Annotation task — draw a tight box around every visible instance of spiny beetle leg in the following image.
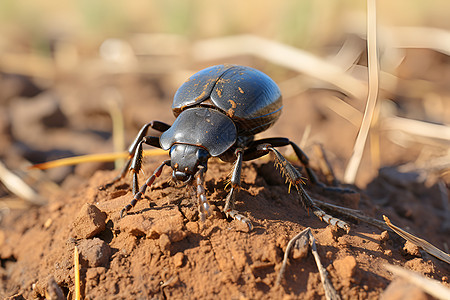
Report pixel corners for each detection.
[224,150,253,231]
[257,144,350,232]
[288,140,354,194]
[296,182,350,233]
[194,166,211,222]
[102,158,131,190]
[226,208,253,231]
[130,136,162,195]
[246,137,354,195]
[104,121,169,189]
[120,159,171,218]
[130,141,144,195]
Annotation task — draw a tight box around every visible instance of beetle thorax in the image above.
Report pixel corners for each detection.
[169,144,210,182]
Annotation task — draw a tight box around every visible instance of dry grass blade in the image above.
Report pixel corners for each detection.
[390,26,450,56]
[74,246,81,300]
[320,96,362,127]
[276,228,341,300]
[276,227,310,286]
[30,149,168,170]
[385,264,450,300]
[308,231,341,300]
[0,160,45,205]
[383,215,450,264]
[0,52,56,79]
[382,116,450,142]
[193,35,367,100]
[105,89,126,170]
[313,144,338,186]
[344,0,379,184]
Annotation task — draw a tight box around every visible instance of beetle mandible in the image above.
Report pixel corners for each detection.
[111,64,350,232]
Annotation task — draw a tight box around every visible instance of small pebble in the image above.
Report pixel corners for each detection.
[77,238,111,268]
[159,234,171,253]
[72,204,107,239]
[173,252,185,267]
[46,276,64,300]
[333,256,357,286]
[403,241,421,257]
[379,231,389,243]
[185,221,199,234]
[44,218,53,229]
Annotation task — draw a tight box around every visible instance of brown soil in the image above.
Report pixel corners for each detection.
[1,53,449,299]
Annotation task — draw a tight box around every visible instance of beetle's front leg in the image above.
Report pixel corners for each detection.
[104,121,170,189]
[223,150,253,231]
[194,166,211,222]
[120,159,171,218]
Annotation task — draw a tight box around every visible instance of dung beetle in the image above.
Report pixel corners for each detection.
[112,64,350,232]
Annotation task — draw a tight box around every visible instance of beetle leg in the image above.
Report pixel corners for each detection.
[245,137,353,194]
[224,150,253,231]
[120,159,171,218]
[256,144,350,233]
[194,166,211,222]
[129,136,161,194]
[105,121,170,188]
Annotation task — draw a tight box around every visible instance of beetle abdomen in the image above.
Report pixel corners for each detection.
[172,65,282,136]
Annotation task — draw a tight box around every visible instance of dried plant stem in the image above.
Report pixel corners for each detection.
[309,232,341,300]
[30,149,168,170]
[0,161,45,205]
[276,227,310,286]
[313,144,338,186]
[390,26,450,56]
[382,116,450,142]
[105,90,126,170]
[383,216,450,264]
[344,0,379,184]
[74,246,81,300]
[276,228,341,300]
[385,264,450,300]
[193,35,367,100]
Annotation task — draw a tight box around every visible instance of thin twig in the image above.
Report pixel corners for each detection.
[309,231,341,300]
[192,35,367,100]
[344,0,379,184]
[74,246,81,300]
[29,149,168,170]
[320,96,362,127]
[276,227,310,286]
[276,228,341,300]
[105,88,126,170]
[383,215,450,264]
[0,160,45,205]
[389,26,450,56]
[382,116,450,142]
[313,144,338,186]
[385,264,450,300]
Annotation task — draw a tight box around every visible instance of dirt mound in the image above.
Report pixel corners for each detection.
[1,156,449,299]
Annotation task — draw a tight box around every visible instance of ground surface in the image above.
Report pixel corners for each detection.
[0,52,449,299]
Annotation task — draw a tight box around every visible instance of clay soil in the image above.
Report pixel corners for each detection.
[1,52,449,299]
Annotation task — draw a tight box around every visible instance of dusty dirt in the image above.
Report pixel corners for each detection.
[1,51,450,299]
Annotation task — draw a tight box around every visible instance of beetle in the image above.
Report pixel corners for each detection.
[111,64,350,232]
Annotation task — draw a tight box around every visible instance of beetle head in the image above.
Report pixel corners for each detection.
[169,144,210,183]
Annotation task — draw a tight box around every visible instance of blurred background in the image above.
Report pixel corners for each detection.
[0,0,449,206]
